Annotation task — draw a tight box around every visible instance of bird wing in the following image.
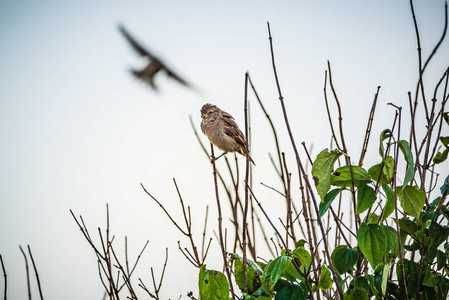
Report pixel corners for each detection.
[118,25,158,60]
[164,67,190,87]
[222,112,247,148]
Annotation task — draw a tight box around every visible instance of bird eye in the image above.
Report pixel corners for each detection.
[209,110,213,114]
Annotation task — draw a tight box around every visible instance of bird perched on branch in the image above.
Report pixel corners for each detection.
[200,103,255,165]
[119,25,191,90]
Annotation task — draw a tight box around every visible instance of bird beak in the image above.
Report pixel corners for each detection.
[201,114,208,119]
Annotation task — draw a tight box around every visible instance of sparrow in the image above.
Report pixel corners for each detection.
[119,25,190,90]
[200,103,255,165]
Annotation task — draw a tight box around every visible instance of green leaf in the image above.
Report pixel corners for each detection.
[398,219,417,235]
[379,129,392,158]
[398,140,414,192]
[331,245,358,275]
[423,268,440,287]
[429,196,442,209]
[437,250,447,270]
[441,175,449,196]
[262,255,292,292]
[415,226,428,238]
[383,226,399,258]
[199,265,230,300]
[440,136,449,147]
[434,148,449,164]
[356,183,377,214]
[366,213,379,224]
[241,294,257,300]
[427,247,438,262]
[312,149,342,201]
[291,247,312,277]
[381,262,391,295]
[442,206,449,221]
[381,184,395,222]
[421,210,438,222]
[255,296,272,300]
[444,112,449,125]
[343,287,369,300]
[383,156,395,181]
[398,186,426,219]
[396,259,419,296]
[357,223,387,268]
[319,188,343,217]
[353,276,370,293]
[229,253,262,294]
[271,279,290,293]
[404,241,421,251]
[331,165,371,187]
[368,163,390,185]
[282,259,303,282]
[295,240,307,248]
[317,265,332,290]
[429,222,449,248]
[275,282,308,300]
[367,275,379,296]
[438,274,449,299]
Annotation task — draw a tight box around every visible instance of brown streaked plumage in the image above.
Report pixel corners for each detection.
[119,25,190,90]
[200,103,255,165]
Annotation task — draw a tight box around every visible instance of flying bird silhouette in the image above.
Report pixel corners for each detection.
[119,25,191,90]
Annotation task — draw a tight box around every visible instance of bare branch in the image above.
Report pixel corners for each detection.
[0,255,6,300]
[19,245,31,300]
[27,245,44,300]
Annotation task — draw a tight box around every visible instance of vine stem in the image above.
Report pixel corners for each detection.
[210,144,235,298]
[390,106,410,300]
[267,22,344,299]
[243,72,250,293]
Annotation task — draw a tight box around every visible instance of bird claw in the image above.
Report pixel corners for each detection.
[210,152,227,164]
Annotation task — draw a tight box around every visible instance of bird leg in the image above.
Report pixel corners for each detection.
[211,152,227,163]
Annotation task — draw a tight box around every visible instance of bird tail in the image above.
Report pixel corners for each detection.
[243,152,255,166]
[248,154,255,166]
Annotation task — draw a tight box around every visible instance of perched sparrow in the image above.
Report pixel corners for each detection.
[119,25,190,90]
[200,103,255,165]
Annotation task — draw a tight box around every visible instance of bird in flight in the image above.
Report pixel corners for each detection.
[119,25,191,90]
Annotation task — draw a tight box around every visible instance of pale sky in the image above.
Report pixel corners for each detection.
[0,1,448,299]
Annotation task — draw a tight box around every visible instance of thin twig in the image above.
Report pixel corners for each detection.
[323,70,342,151]
[152,248,168,299]
[327,61,349,161]
[178,241,199,267]
[140,183,188,236]
[410,0,430,122]
[247,184,289,252]
[19,245,31,300]
[201,206,209,259]
[0,255,6,300]
[359,86,381,166]
[139,278,156,299]
[248,74,288,197]
[391,105,410,300]
[109,242,138,299]
[260,182,286,197]
[173,178,201,265]
[430,69,449,162]
[210,144,235,298]
[27,245,44,300]
[282,152,296,244]
[243,72,250,293]
[267,23,343,299]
